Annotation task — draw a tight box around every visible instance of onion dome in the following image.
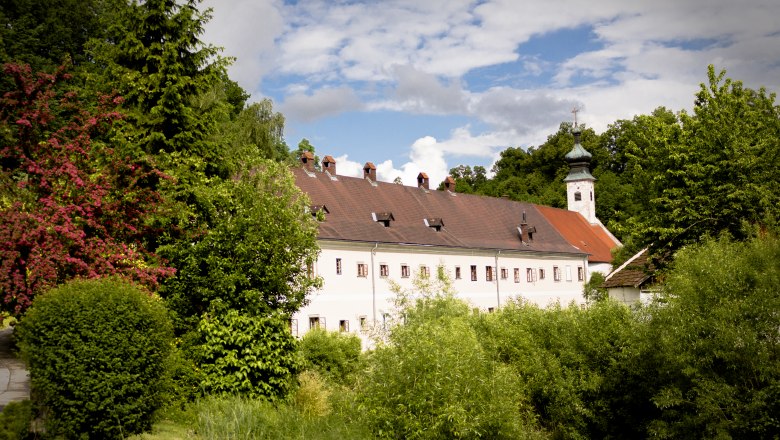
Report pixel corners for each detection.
[564,126,595,182]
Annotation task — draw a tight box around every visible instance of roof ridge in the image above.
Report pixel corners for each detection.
[604,248,647,282]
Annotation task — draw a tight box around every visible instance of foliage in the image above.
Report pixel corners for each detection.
[358,275,545,439]
[647,236,780,439]
[622,67,780,263]
[0,63,173,316]
[583,271,608,303]
[17,278,173,439]
[292,370,331,417]
[0,0,127,71]
[93,0,222,163]
[299,328,362,384]
[159,160,321,330]
[0,400,33,440]
[192,309,300,399]
[472,299,657,439]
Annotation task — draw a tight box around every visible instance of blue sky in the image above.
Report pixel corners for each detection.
[201,0,780,186]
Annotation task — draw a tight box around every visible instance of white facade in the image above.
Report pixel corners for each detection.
[567,179,597,224]
[292,240,588,337]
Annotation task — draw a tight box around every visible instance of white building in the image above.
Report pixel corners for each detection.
[291,132,620,337]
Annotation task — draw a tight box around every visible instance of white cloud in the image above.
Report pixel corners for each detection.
[280,87,363,122]
[200,0,283,92]
[202,0,780,180]
[390,65,468,114]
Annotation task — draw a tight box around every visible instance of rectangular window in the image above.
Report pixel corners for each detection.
[401,264,410,278]
[336,258,342,275]
[290,319,298,337]
[554,266,562,282]
[500,267,508,280]
[382,313,391,329]
[486,266,494,282]
[539,268,546,280]
[309,316,322,330]
[566,265,572,282]
[455,266,461,279]
[380,264,389,277]
[339,320,349,332]
[471,265,477,281]
[577,266,584,282]
[357,263,368,278]
[359,316,367,331]
[527,268,533,282]
[488,307,495,313]
[420,265,430,278]
[514,268,520,283]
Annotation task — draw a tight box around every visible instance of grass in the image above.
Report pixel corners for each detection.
[128,390,371,440]
[128,420,198,440]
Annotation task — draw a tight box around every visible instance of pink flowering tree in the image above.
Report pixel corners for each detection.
[0,63,174,316]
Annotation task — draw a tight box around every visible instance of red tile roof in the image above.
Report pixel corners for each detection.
[293,167,590,257]
[522,205,619,263]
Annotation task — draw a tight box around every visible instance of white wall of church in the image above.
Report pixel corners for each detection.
[566,180,596,224]
[292,240,588,338]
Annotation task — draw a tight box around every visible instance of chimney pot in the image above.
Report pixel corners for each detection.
[443,176,456,191]
[417,172,429,190]
[322,155,336,175]
[363,162,377,181]
[300,151,315,172]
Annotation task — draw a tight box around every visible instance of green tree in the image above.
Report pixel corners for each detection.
[90,0,225,182]
[624,67,780,262]
[648,236,780,438]
[159,160,321,331]
[0,0,127,71]
[358,274,544,439]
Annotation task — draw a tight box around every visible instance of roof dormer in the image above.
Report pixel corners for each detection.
[372,211,394,227]
[424,217,444,232]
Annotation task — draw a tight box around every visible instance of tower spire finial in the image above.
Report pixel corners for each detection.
[571,106,580,128]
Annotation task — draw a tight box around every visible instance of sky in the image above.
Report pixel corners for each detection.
[199,0,780,187]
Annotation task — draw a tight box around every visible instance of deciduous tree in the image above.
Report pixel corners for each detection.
[0,63,172,316]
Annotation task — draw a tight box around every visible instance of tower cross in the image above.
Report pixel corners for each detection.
[571,106,579,127]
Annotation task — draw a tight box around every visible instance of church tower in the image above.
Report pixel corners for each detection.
[564,125,597,224]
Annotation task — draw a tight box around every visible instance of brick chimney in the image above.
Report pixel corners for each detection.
[300,151,315,172]
[322,155,336,175]
[519,211,529,242]
[363,162,377,181]
[443,176,456,191]
[417,172,429,189]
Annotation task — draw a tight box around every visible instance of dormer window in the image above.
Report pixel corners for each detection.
[372,212,394,227]
[311,205,329,221]
[424,218,444,232]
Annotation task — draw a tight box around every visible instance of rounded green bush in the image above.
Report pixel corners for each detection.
[299,328,362,383]
[17,278,173,439]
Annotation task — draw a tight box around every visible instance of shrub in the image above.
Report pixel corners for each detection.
[299,328,361,383]
[291,370,330,417]
[17,278,173,439]
[193,310,299,399]
[0,400,33,440]
[358,296,545,440]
